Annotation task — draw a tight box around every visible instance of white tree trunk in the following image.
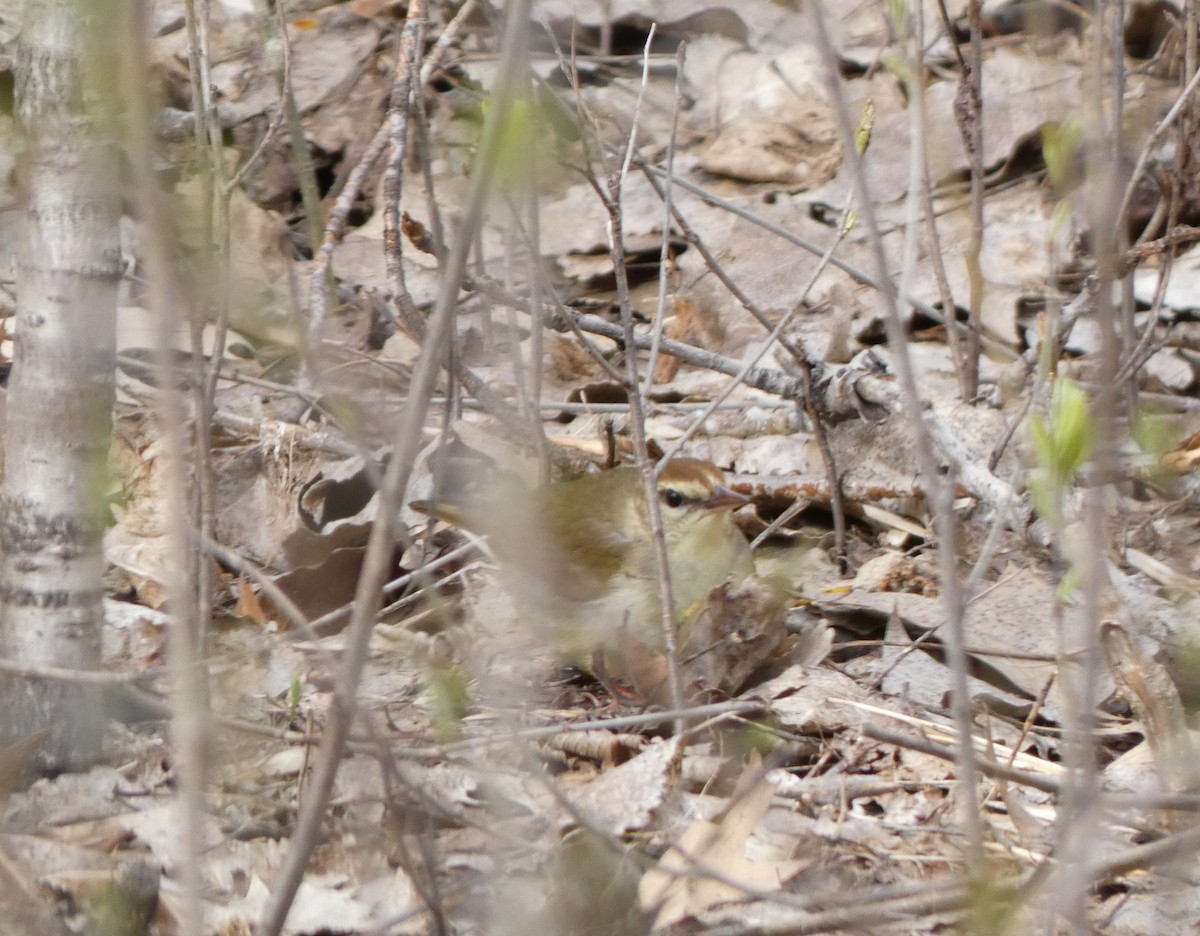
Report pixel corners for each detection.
[0,0,120,769]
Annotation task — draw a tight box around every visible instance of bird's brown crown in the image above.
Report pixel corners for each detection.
[655,458,746,514]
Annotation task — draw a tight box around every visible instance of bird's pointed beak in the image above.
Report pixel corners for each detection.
[705,484,750,512]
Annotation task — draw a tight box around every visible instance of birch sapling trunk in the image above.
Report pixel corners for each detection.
[0,0,121,770]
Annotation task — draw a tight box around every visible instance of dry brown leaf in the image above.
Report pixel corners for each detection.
[755,665,866,735]
[235,578,268,623]
[639,774,805,927]
[681,574,789,700]
[1162,428,1200,474]
[569,737,681,836]
[0,733,48,810]
[342,0,406,19]
[269,546,370,626]
[546,333,603,382]
[1102,622,1200,794]
[699,116,842,187]
[652,296,708,384]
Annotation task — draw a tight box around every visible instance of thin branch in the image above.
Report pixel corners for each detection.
[634,166,851,563]
[642,39,686,394]
[1116,61,1200,234]
[633,158,1019,362]
[607,23,687,720]
[809,0,986,875]
[258,2,533,931]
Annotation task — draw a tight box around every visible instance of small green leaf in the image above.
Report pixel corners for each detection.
[1056,566,1081,602]
[880,53,912,86]
[1026,469,1057,529]
[1047,378,1093,481]
[1042,120,1081,189]
[479,95,540,189]
[423,663,472,744]
[1028,379,1093,526]
[855,100,876,156]
[289,674,303,721]
[1048,199,1072,243]
[1029,412,1053,474]
[1032,378,1093,487]
[886,0,909,34]
[1133,410,1173,460]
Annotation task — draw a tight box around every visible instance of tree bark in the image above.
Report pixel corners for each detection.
[0,0,121,769]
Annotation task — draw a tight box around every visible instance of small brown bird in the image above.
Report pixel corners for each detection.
[414,458,756,666]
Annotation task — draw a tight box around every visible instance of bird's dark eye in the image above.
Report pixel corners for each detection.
[662,488,684,508]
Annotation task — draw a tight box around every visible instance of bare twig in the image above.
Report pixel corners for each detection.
[610,24,687,720]
[919,4,969,397]
[633,166,851,563]
[379,10,427,338]
[1116,65,1200,235]
[433,699,765,756]
[128,3,211,934]
[810,1,986,875]
[304,0,476,375]
[642,39,686,394]
[258,2,534,932]
[0,656,155,686]
[658,220,850,463]
[961,0,984,396]
[637,156,1019,363]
